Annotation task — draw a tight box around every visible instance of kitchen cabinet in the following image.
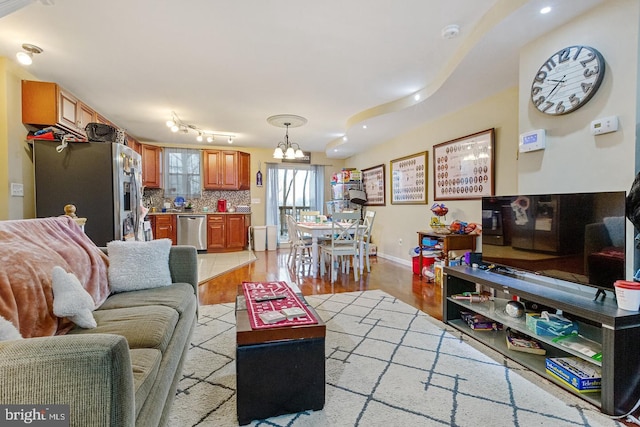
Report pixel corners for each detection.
[126,134,142,156]
[150,214,176,245]
[22,80,96,137]
[207,214,251,252]
[444,265,640,416]
[203,150,250,190]
[141,144,162,188]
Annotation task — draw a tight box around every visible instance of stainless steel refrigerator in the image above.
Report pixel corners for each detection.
[33,140,143,247]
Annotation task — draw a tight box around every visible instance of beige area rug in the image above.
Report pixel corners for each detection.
[169,290,624,426]
[197,250,256,283]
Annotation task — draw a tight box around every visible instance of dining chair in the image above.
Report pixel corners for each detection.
[359,210,376,272]
[286,214,314,274]
[320,211,361,283]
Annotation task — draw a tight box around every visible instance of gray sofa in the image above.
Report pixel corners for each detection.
[0,245,198,427]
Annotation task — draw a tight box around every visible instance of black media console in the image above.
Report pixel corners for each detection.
[444,265,640,416]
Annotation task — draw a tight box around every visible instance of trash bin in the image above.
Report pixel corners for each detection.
[266,225,277,251]
[252,226,267,251]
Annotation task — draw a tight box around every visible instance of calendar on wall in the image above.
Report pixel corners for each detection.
[433,128,495,201]
[361,164,385,206]
[390,151,428,205]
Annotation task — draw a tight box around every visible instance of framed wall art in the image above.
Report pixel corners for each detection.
[390,151,428,205]
[433,128,495,201]
[361,164,386,206]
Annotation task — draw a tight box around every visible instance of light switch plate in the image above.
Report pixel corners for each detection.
[10,182,24,197]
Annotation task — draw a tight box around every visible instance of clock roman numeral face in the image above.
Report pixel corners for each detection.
[530,45,605,115]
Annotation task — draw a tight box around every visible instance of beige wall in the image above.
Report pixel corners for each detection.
[517,0,639,278]
[0,58,36,220]
[346,87,519,264]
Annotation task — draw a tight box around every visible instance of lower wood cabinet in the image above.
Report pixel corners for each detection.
[207,214,251,252]
[149,215,176,245]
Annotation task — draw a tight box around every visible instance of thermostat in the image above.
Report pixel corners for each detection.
[591,115,618,135]
[519,129,545,153]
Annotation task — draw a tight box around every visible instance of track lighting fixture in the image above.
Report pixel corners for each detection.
[165,111,235,144]
[16,43,43,66]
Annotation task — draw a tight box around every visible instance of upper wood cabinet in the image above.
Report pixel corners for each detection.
[203,150,250,190]
[22,80,96,137]
[126,134,142,156]
[141,144,162,188]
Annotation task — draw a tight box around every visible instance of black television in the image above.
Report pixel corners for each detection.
[481,191,626,295]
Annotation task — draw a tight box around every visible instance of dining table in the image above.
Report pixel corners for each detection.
[296,221,367,278]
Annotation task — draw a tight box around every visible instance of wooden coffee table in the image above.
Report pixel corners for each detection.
[235,286,326,425]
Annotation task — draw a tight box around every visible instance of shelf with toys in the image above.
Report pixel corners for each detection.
[416,203,479,279]
[328,168,363,216]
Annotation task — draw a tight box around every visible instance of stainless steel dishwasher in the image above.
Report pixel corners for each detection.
[177,215,207,250]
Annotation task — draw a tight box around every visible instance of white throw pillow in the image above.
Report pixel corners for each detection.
[0,315,22,341]
[51,266,97,329]
[107,239,173,293]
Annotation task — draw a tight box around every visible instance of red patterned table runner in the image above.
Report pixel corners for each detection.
[242,281,318,329]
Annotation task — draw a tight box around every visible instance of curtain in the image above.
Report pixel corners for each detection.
[265,163,280,226]
[311,164,325,213]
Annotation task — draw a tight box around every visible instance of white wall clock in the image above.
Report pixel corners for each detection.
[530,45,605,115]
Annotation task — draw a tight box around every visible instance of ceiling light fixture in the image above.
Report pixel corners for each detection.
[540,6,551,14]
[267,114,307,160]
[441,24,460,40]
[16,43,43,66]
[165,111,235,143]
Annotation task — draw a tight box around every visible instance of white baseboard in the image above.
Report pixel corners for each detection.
[376,252,411,267]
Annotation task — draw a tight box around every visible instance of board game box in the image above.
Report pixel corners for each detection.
[545,357,601,392]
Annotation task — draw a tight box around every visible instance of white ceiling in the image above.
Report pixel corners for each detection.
[0,0,604,159]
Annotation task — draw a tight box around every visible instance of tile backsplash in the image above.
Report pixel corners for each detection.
[143,188,251,212]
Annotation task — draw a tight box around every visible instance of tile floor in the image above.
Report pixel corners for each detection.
[197,250,257,283]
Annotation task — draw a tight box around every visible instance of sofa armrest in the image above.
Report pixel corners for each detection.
[0,334,135,426]
[168,245,199,295]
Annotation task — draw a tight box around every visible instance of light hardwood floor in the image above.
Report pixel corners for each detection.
[198,250,443,320]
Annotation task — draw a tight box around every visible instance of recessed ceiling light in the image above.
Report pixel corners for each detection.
[342,136,348,142]
[362,125,367,129]
[414,94,421,101]
[540,6,551,14]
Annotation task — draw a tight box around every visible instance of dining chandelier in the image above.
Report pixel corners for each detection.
[268,114,307,160]
[166,111,235,144]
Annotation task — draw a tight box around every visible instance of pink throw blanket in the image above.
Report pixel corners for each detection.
[0,217,110,338]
